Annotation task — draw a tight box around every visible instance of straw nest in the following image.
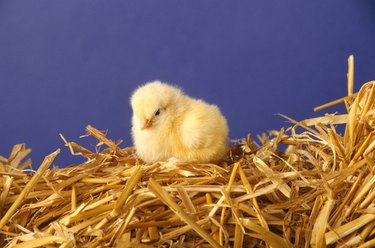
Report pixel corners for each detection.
[1,57,375,247]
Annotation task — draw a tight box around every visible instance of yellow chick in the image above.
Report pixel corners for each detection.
[130,80,229,163]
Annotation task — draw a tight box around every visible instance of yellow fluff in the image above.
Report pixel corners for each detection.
[130,81,229,163]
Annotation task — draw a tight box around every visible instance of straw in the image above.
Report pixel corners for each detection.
[1,55,375,247]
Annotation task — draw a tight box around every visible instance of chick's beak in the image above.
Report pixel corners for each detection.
[141,119,153,130]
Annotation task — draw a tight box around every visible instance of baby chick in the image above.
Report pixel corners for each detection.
[130,80,229,163]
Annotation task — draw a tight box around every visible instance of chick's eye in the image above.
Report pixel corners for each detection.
[155,109,161,116]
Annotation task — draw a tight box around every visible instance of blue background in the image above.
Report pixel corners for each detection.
[1,1,375,168]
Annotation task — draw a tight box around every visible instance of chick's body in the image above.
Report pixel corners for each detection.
[131,81,228,163]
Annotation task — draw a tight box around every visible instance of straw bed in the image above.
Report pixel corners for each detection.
[1,57,375,247]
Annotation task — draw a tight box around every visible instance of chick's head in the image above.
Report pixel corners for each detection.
[130,81,185,131]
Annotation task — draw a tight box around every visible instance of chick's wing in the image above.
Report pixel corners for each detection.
[180,100,220,149]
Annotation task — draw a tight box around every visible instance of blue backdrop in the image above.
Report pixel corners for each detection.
[1,1,375,167]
